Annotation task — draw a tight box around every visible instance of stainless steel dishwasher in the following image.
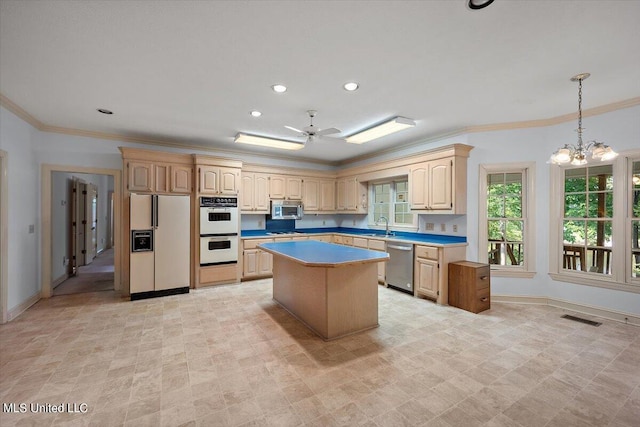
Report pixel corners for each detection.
[386,242,414,294]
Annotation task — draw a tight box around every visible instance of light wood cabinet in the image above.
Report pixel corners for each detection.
[170,165,192,193]
[242,238,273,279]
[126,160,192,194]
[303,178,336,213]
[336,176,367,213]
[241,172,269,213]
[270,175,303,200]
[332,235,353,246]
[127,161,154,192]
[368,239,387,284]
[409,156,466,213]
[309,234,332,243]
[414,244,466,305]
[199,166,240,195]
[448,261,490,313]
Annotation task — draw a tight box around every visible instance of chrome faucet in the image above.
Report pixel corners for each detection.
[376,216,391,236]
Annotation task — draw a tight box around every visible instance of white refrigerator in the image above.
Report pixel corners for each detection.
[130,193,190,298]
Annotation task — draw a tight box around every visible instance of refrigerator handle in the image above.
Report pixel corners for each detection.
[151,195,157,228]
[155,195,159,228]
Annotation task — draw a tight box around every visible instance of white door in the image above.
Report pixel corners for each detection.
[154,195,190,291]
[73,179,86,268]
[84,184,97,264]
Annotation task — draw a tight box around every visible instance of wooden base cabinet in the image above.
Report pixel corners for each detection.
[242,238,274,279]
[448,261,490,313]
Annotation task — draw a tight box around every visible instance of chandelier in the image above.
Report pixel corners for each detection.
[549,73,618,166]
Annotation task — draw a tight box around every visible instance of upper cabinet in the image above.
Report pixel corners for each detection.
[123,151,193,195]
[198,165,240,195]
[241,172,269,213]
[303,177,336,213]
[409,155,467,214]
[336,176,367,213]
[269,175,303,200]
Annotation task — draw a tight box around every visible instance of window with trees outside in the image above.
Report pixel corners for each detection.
[550,153,640,292]
[562,165,613,276]
[479,163,535,277]
[631,160,640,280]
[369,180,415,229]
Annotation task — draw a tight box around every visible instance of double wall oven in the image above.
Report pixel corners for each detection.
[200,196,239,266]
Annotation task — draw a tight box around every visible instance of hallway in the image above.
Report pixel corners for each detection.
[53,248,114,296]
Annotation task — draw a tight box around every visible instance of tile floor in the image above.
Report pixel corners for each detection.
[0,279,638,427]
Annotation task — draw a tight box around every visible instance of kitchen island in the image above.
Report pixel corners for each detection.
[258,240,389,340]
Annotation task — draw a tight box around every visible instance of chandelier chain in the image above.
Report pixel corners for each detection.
[577,77,583,146]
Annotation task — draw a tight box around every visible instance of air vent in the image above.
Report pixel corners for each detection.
[561,314,601,327]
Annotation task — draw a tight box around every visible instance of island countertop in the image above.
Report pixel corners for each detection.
[258,240,389,267]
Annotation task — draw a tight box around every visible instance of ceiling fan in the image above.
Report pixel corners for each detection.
[284,110,344,144]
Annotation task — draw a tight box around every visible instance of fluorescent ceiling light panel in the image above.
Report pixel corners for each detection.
[346,117,416,144]
[234,133,304,150]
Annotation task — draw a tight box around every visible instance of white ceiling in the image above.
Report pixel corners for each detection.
[1,0,639,165]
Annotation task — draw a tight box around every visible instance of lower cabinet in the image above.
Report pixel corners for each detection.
[448,261,490,313]
[242,238,274,279]
[414,244,466,305]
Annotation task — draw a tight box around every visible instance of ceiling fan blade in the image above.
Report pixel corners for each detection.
[284,125,304,134]
[316,127,341,136]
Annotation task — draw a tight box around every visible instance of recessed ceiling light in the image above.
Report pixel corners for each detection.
[249,110,262,117]
[97,108,113,115]
[467,0,495,10]
[271,84,287,93]
[343,82,359,91]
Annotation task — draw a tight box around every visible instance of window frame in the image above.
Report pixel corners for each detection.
[478,162,536,278]
[368,179,418,231]
[549,150,640,293]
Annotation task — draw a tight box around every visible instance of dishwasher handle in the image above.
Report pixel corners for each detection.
[387,244,413,251]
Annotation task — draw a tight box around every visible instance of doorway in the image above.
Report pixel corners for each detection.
[41,165,121,299]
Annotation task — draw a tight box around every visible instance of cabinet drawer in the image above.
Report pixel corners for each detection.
[476,266,491,290]
[368,239,386,251]
[243,238,273,249]
[352,237,368,248]
[415,245,438,260]
[476,287,490,312]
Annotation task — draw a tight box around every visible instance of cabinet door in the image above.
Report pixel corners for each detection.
[336,179,346,210]
[320,180,336,211]
[219,167,239,194]
[269,175,286,199]
[409,165,427,209]
[254,174,270,212]
[128,161,154,192]
[416,258,439,299]
[258,250,273,275]
[243,249,259,277]
[240,173,255,211]
[170,165,192,193]
[199,166,219,194]
[303,178,320,211]
[287,177,303,200]
[428,158,452,210]
[345,177,358,211]
[154,164,170,193]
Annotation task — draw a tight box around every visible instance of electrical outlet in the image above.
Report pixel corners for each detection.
[353,220,356,226]
[453,224,458,232]
[440,224,446,232]
[258,220,263,228]
[426,223,434,231]
[322,220,326,225]
[28,224,35,234]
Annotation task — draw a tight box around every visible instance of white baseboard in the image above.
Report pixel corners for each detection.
[492,294,640,327]
[7,290,41,322]
[52,273,68,288]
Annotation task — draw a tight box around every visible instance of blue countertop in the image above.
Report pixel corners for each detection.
[242,227,467,247]
[258,240,389,267]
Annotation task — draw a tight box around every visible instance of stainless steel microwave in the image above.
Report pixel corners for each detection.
[271,200,303,220]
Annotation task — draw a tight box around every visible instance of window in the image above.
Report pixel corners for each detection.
[630,160,640,281]
[479,163,535,277]
[562,165,613,276]
[550,151,640,292]
[369,180,415,229]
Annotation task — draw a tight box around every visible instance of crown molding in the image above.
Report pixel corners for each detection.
[0,93,44,130]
